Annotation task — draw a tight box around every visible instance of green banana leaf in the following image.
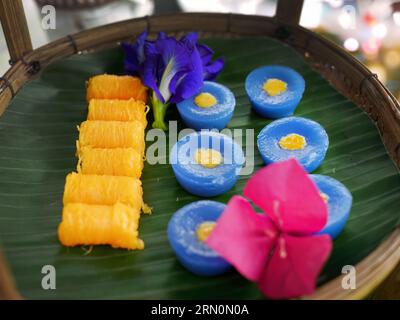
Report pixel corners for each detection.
[0,37,399,299]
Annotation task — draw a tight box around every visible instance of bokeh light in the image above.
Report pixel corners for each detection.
[344,38,360,52]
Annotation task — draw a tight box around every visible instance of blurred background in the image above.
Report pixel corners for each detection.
[0,0,399,300]
[1,0,400,101]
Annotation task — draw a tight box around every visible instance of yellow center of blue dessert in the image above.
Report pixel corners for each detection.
[263,78,287,96]
[196,221,216,242]
[194,92,217,108]
[194,148,223,168]
[278,133,307,150]
[320,192,330,203]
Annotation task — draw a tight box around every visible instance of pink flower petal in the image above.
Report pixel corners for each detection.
[206,195,277,281]
[257,234,332,299]
[243,159,328,234]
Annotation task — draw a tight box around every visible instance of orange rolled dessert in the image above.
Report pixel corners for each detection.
[87,99,148,127]
[63,172,143,211]
[86,74,147,102]
[58,202,144,250]
[77,146,144,178]
[77,120,145,155]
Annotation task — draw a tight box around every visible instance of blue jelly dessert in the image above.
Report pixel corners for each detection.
[167,200,231,276]
[176,81,235,130]
[257,117,329,172]
[245,65,305,118]
[170,131,244,197]
[311,174,352,239]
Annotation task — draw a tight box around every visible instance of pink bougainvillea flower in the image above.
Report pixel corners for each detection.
[206,159,333,299]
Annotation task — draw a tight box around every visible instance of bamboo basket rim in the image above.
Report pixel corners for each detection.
[0,12,399,300]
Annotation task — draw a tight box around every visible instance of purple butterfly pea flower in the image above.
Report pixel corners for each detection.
[121,31,147,76]
[122,31,224,130]
[196,43,225,81]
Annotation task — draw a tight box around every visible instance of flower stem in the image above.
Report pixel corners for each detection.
[151,93,169,131]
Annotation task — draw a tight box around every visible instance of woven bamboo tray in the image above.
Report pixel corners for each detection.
[0,0,399,300]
